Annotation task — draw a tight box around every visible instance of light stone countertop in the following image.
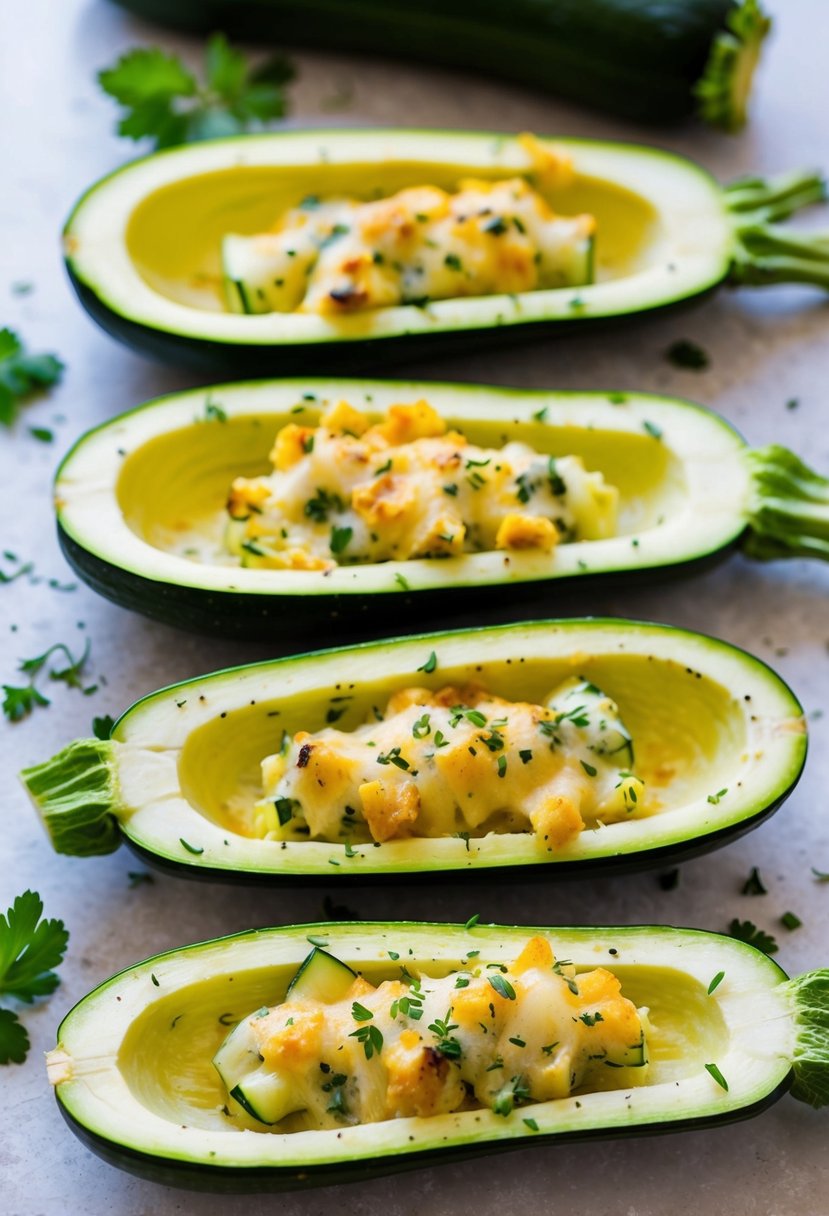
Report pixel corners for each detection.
[2,2,829,1213]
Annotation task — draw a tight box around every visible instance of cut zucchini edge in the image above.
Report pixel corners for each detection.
[44,923,829,1193]
[18,618,807,876]
[695,0,771,132]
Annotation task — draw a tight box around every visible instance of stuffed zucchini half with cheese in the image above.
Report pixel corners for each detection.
[62,130,829,374]
[21,620,806,882]
[53,379,829,640]
[46,921,829,1192]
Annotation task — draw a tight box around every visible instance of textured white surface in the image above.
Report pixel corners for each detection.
[2,2,829,1213]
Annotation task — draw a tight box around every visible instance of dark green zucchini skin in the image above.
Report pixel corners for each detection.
[117,777,799,886]
[105,0,740,126]
[57,521,740,645]
[66,266,720,377]
[58,1074,792,1193]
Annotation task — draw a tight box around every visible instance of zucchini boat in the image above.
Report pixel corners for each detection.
[46,921,829,1192]
[105,0,771,132]
[52,379,829,640]
[20,619,806,882]
[62,130,829,375]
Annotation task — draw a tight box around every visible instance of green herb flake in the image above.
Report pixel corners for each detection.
[523,1117,539,1131]
[488,974,516,1000]
[707,788,728,806]
[704,1062,729,1091]
[519,749,533,765]
[497,755,507,778]
[393,573,410,591]
[741,866,767,896]
[707,971,725,995]
[464,914,480,931]
[417,651,438,674]
[642,419,663,440]
[580,760,598,777]
[666,339,709,371]
[444,253,463,271]
[179,838,204,856]
[330,525,353,556]
[781,911,802,931]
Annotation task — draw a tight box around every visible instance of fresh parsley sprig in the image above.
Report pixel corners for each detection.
[0,891,69,1065]
[3,640,95,723]
[0,328,63,427]
[98,34,294,150]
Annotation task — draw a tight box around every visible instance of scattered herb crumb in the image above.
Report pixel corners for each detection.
[728,918,778,955]
[666,339,709,370]
[741,866,767,896]
[780,911,802,931]
[417,651,437,674]
[707,971,725,995]
[3,640,94,723]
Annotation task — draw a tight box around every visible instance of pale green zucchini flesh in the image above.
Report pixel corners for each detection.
[46,921,829,1192]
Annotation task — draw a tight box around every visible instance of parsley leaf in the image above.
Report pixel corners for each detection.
[728,918,778,955]
[3,640,94,722]
[0,328,63,427]
[0,891,69,1065]
[98,35,294,151]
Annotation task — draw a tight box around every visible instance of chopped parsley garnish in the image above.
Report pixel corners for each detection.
[412,713,431,739]
[464,914,480,931]
[444,253,463,272]
[329,525,353,555]
[488,974,516,1000]
[523,1117,539,1131]
[666,339,709,370]
[707,788,728,806]
[579,1011,604,1027]
[305,487,344,523]
[203,397,227,423]
[642,419,663,440]
[0,890,69,1064]
[707,971,725,995]
[97,35,294,150]
[781,911,802,931]
[0,327,64,427]
[92,714,115,740]
[417,651,438,674]
[492,1074,531,1116]
[376,746,411,771]
[3,640,94,723]
[728,919,778,955]
[482,216,508,236]
[531,406,548,422]
[394,573,410,591]
[302,433,315,454]
[179,838,204,855]
[580,760,598,777]
[351,1001,373,1022]
[374,459,392,475]
[497,755,507,778]
[741,866,767,896]
[442,483,458,496]
[547,456,566,497]
[704,1062,729,1091]
[519,749,533,765]
[274,797,296,826]
[349,1022,383,1059]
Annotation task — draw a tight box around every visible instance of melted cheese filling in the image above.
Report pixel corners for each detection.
[226,400,618,570]
[255,676,646,847]
[222,937,648,1130]
[222,138,594,315]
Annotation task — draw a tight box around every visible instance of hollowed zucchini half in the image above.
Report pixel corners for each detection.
[53,378,829,641]
[62,129,828,374]
[20,619,806,882]
[46,920,829,1193]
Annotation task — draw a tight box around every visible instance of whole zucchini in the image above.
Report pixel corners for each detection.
[20,618,806,882]
[105,0,771,132]
[63,130,828,375]
[46,920,829,1191]
[50,379,829,641]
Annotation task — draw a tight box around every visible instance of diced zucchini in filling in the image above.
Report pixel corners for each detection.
[225,400,618,571]
[221,143,595,317]
[287,947,358,1004]
[253,674,647,848]
[213,936,648,1130]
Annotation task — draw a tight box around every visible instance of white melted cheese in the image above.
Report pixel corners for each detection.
[222,157,595,317]
[232,937,648,1130]
[226,399,618,570]
[255,676,646,848]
